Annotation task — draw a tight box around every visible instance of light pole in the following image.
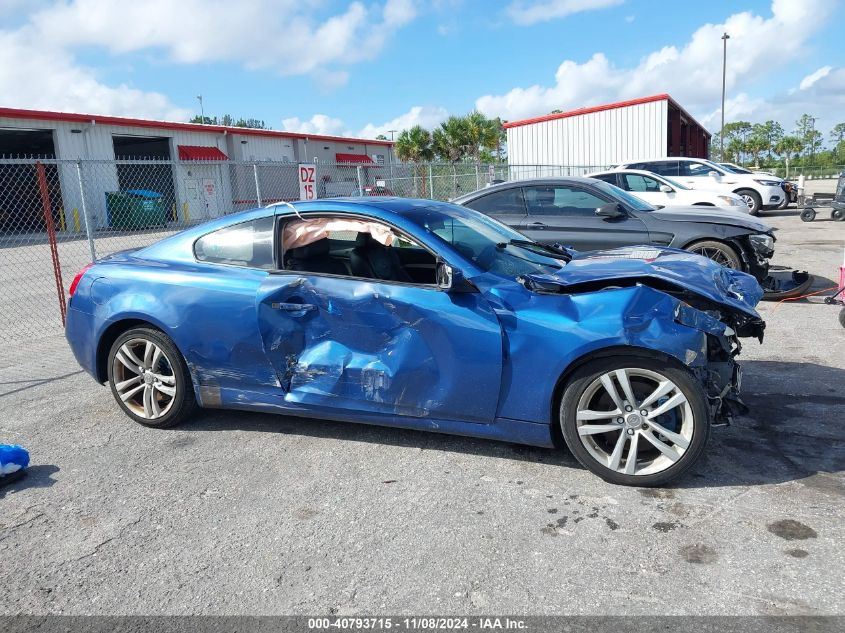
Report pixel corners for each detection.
[387,129,397,141]
[720,32,730,159]
[196,95,204,123]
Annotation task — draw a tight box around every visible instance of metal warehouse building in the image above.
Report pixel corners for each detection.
[0,107,394,232]
[505,93,710,169]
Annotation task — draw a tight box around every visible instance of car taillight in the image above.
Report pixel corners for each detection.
[69,263,94,297]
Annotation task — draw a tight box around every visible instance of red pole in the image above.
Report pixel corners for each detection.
[36,161,67,325]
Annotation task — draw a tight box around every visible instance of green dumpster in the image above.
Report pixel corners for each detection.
[105,189,166,229]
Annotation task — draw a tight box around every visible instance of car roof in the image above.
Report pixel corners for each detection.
[452,176,599,203]
[619,157,715,164]
[587,168,669,179]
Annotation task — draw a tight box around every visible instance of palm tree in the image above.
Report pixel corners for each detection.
[395,125,433,196]
[775,136,804,178]
[433,116,471,197]
[464,111,502,163]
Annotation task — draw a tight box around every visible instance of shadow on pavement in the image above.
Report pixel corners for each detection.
[177,360,844,491]
[0,464,60,499]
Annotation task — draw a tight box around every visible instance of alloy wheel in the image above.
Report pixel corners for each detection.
[689,246,735,268]
[112,338,177,420]
[574,368,695,476]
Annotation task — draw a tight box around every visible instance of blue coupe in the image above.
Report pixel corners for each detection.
[65,198,765,486]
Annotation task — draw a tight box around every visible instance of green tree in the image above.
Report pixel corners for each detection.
[759,120,784,160]
[375,134,388,141]
[432,116,471,163]
[747,123,773,167]
[395,125,434,196]
[795,114,822,162]
[721,121,753,164]
[189,114,268,129]
[463,111,502,163]
[830,123,845,145]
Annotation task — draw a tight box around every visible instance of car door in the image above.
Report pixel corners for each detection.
[678,160,721,189]
[461,186,528,231]
[520,183,650,251]
[256,216,504,423]
[618,172,670,207]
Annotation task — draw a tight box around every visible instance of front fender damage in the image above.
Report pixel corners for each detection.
[520,278,762,427]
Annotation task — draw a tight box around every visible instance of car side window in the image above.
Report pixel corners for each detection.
[642,161,679,177]
[622,174,661,193]
[194,216,275,269]
[591,174,619,186]
[464,188,527,216]
[524,185,609,217]
[280,216,436,285]
[680,161,713,177]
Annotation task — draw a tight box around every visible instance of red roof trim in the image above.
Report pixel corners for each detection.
[335,152,375,164]
[503,94,672,129]
[178,145,229,161]
[0,106,394,147]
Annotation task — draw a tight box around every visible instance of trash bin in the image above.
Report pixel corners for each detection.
[105,189,166,229]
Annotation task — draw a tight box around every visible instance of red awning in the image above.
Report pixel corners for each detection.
[178,145,229,161]
[335,153,374,164]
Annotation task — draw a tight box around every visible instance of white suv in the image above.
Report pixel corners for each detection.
[614,157,784,215]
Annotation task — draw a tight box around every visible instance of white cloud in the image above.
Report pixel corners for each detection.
[281,114,347,136]
[0,27,190,120]
[29,0,416,75]
[477,0,835,128]
[282,105,449,140]
[0,0,418,119]
[506,0,623,26]
[357,105,450,138]
[798,66,832,91]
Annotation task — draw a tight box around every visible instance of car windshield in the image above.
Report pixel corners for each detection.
[401,203,564,279]
[589,179,656,212]
[661,176,691,190]
[720,163,752,175]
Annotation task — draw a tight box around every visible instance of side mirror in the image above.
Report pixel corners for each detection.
[659,184,673,193]
[708,170,721,179]
[436,260,453,290]
[595,203,625,218]
[436,259,476,293]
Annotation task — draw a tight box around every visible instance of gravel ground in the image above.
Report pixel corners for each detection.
[1,205,843,616]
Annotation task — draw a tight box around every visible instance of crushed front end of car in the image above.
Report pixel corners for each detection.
[519,246,766,426]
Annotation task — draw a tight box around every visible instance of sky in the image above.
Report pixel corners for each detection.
[1,0,843,141]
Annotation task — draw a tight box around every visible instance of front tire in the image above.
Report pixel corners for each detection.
[736,189,762,215]
[686,240,742,270]
[107,327,197,428]
[559,357,711,487]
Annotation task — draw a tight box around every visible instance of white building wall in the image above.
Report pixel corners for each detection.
[506,100,668,171]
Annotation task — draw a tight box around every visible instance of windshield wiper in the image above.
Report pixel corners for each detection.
[497,239,572,261]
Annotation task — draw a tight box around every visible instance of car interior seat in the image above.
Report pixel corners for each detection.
[286,238,346,275]
[349,232,412,282]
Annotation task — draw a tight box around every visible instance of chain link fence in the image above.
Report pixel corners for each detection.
[0,157,607,364]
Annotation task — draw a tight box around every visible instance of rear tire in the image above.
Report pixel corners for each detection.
[832,208,845,222]
[686,240,742,270]
[107,327,197,428]
[736,189,762,215]
[559,357,710,487]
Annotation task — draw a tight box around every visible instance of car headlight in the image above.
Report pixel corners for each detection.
[749,233,774,254]
[754,179,782,187]
[718,195,742,206]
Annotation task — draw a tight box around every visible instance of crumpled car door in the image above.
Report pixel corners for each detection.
[256,273,504,423]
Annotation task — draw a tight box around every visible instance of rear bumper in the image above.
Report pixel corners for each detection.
[65,307,99,381]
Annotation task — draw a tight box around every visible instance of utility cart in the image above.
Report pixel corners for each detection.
[799,172,845,222]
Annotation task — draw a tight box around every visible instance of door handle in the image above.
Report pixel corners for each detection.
[529,221,547,229]
[272,302,316,313]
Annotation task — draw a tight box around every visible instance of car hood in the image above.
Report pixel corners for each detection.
[521,246,764,337]
[647,206,774,233]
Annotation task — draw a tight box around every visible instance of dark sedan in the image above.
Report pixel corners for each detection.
[452,177,776,282]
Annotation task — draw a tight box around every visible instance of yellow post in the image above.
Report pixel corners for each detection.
[58,207,66,232]
[182,202,190,223]
[72,208,81,232]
